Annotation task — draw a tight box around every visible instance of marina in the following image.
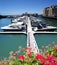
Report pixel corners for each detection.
[1,15,57,32]
[1,15,57,53]
[0,15,57,57]
[0,0,57,64]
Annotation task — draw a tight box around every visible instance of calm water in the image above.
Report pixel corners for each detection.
[0,34,27,58]
[35,34,57,49]
[0,18,11,31]
[0,34,57,58]
[0,17,57,58]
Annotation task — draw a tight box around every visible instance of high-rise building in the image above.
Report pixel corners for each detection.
[43,5,57,17]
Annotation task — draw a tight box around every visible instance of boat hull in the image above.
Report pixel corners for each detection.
[2,29,26,31]
[37,29,56,32]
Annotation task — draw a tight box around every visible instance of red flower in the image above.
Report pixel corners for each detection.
[50,61,55,65]
[28,52,32,57]
[45,51,50,57]
[55,62,57,65]
[18,55,24,61]
[47,55,55,62]
[25,47,32,56]
[36,54,46,64]
[25,46,31,52]
[44,61,49,65]
[54,46,57,51]
[12,53,17,56]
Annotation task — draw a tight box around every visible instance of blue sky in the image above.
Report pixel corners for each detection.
[0,0,57,15]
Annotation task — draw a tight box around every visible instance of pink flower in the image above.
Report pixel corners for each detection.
[25,46,31,52]
[28,52,32,57]
[18,55,24,61]
[54,46,57,51]
[47,55,55,62]
[25,47,32,56]
[12,53,17,56]
[44,61,49,65]
[36,54,46,64]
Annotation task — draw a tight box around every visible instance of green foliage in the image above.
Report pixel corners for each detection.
[47,48,53,54]
[47,47,57,56]
[9,59,21,65]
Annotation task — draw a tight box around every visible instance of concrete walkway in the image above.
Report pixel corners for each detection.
[26,16,39,54]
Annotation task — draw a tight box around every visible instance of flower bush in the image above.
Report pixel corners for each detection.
[0,45,57,65]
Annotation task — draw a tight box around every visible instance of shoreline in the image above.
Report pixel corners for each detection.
[41,15,57,20]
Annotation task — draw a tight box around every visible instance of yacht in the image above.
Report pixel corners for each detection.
[12,16,26,23]
[32,21,57,31]
[30,16,57,31]
[1,22,26,31]
[1,16,57,32]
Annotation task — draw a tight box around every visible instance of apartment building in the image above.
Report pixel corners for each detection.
[43,5,57,17]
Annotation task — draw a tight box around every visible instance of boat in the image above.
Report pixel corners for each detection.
[12,16,26,23]
[32,22,57,31]
[1,16,57,32]
[1,22,26,31]
[30,17,57,31]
